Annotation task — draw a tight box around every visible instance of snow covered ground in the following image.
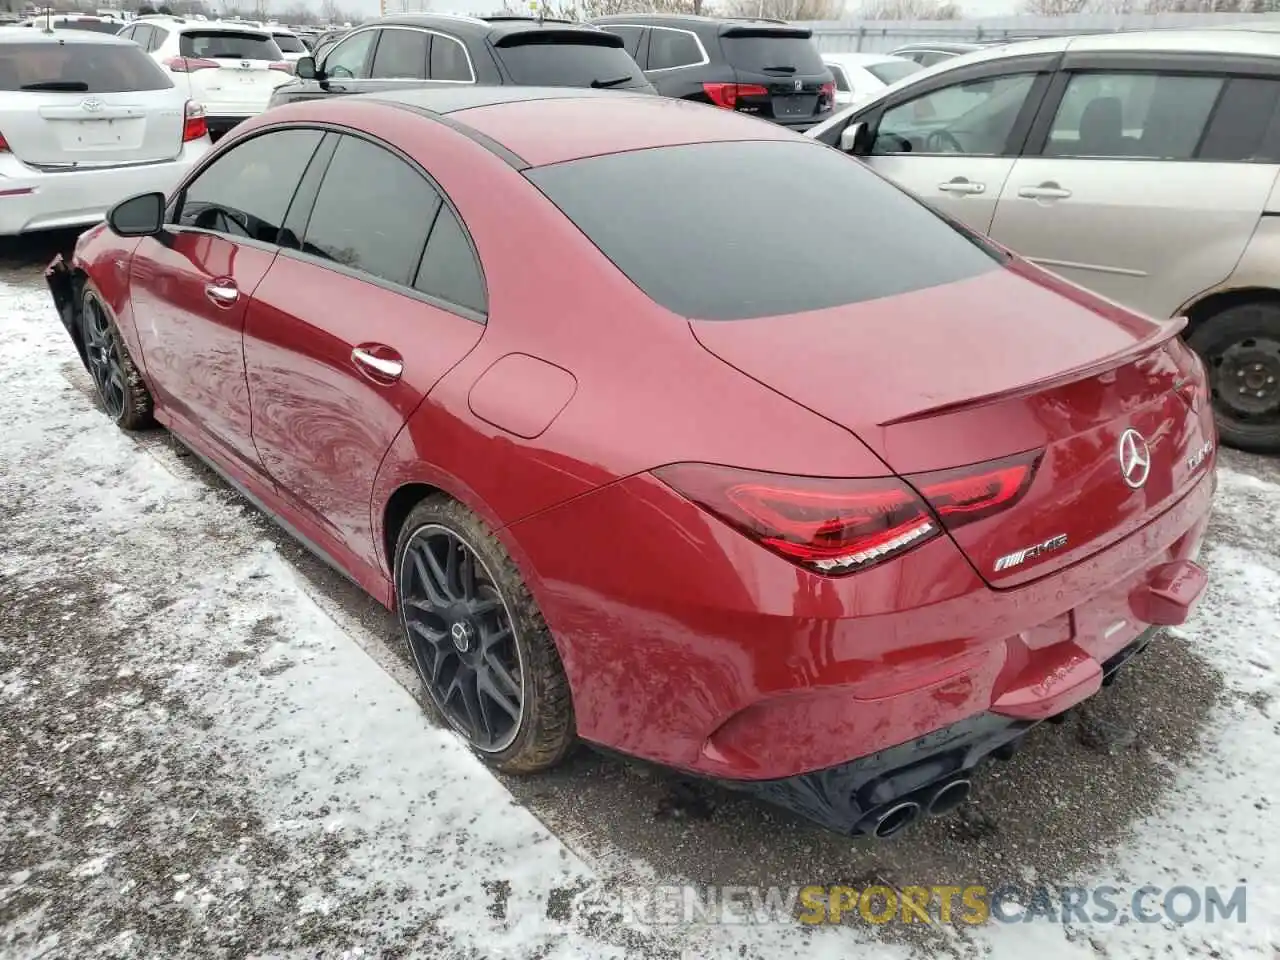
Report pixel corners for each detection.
[1,270,1278,959]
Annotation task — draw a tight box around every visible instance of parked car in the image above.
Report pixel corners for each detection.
[118,16,293,138]
[269,14,652,109]
[810,30,1280,454]
[0,29,210,235]
[13,13,127,33]
[47,86,1215,839]
[890,40,991,67]
[592,14,834,131]
[310,27,347,60]
[823,52,921,107]
[270,27,308,66]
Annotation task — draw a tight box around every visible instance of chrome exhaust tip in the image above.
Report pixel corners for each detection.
[871,800,922,839]
[925,778,972,818]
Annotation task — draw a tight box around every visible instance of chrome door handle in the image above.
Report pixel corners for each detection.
[204,282,239,306]
[1018,183,1072,200]
[938,179,985,195]
[351,347,403,380]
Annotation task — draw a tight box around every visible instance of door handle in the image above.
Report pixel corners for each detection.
[938,178,985,195]
[1018,182,1072,200]
[204,281,239,306]
[351,346,403,381]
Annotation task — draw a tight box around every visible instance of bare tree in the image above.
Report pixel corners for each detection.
[1018,0,1091,13]
[319,0,340,21]
[722,0,844,17]
[856,0,959,17]
[542,0,699,18]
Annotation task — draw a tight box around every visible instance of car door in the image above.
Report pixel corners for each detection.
[314,24,378,91]
[243,132,486,574]
[854,59,1053,234]
[989,58,1280,320]
[128,127,326,478]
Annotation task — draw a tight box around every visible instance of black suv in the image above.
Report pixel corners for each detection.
[591,14,833,131]
[269,13,653,109]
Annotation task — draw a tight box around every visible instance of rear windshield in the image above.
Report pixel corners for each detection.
[527,140,1000,320]
[0,41,172,92]
[273,32,306,53]
[179,30,281,60]
[720,31,826,76]
[46,18,123,33]
[494,38,648,90]
[867,59,921,85]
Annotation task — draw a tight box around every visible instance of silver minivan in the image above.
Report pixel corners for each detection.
[810,29,1280,453]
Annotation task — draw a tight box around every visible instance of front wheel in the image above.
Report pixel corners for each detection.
[79,288,153,431]
[1187,301,1280,455]
[393,497,575,773]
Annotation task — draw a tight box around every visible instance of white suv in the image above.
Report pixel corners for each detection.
[118,16,292,138]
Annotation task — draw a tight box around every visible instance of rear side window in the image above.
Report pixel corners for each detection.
[867,59,921,85]
[274,33,307,53]
[494,35,647,89]
[601,24,643,59]
[527,140,1000,320]
[647,28,702,70]
[370,28,429,79]
[179,30,281,61]
[1197,76,1280,163]
[0,41,172,92]
[719,30,826,76]
[429,33,472,82]
[415,206,487,315]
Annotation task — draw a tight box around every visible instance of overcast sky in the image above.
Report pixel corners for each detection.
[328,0,1020,19]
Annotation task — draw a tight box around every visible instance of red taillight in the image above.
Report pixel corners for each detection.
[654,463,940,575]
[165,56,219,73]
[820,81,834,105]
[0,130,8,153]
[269,61,294,73]
[701,82,769,110]
[908,450,1041,531]
[182,101,207,143]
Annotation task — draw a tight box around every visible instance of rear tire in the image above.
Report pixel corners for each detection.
[1186,301,1280,454]
[79,288,153,431]
[393,496,576,774]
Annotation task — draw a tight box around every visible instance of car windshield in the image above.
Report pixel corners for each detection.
[273,33,306,53]
[0,41,172,92]
[494,37,648,89]
[867,59,922,84]
[527,140,1000,321]
[179,30,282,60]
[720,31,826,75]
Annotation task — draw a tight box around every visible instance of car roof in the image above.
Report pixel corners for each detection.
[823,51,909,65]
[0,26,135,44]
[170,18,272,34]
[891,40,985,53]
[363,13,611,40]
[592,13,800,30]
[353,86,800,168]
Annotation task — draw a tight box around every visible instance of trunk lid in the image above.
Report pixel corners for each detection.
[719,25,833,122]
[690,263,1214,588]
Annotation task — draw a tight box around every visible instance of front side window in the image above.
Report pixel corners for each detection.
[647,28,701,70]
[429,33,473,82]
[370,27,429,79]
[323,28,375,78]
[873,72,1036,156]
[1044,71,1223,160]
[177,129,324,243]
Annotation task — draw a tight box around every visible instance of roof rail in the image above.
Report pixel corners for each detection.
[481,13,577,22]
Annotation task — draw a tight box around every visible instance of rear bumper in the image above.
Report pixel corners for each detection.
[0,144,209,236]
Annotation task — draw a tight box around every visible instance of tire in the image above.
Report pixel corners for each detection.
[79,287,153,431]
[393,496,575,773]
[1186,301,1280,455]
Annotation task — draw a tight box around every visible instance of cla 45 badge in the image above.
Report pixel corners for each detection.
[1187,440,1213,472]
[994,533,1069,573]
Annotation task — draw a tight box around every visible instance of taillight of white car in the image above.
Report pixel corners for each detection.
[183,101,208,143]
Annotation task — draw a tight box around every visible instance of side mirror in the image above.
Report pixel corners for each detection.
[839,120,868,155]
[107,191,165,237]
[295,55,317,80]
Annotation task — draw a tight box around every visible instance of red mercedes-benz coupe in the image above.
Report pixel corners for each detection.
[48,87,1217,839]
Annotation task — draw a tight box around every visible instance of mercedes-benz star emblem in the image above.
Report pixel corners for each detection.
[1118,428,1151,489]
[81,97,104,112]
[450,621,473,653]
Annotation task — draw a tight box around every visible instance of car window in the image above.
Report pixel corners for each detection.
[601,24,643,59]
[370,27,429,79]
[179,30,281,61]
[828,63,849,92]
[301,136,441,288]
[130,23,152,47]
[719,30,826,75]
[415,205,486,315]
[494,36,647,89]
[1198,76,1280,163]
[527,139,1000,321]
[429,33,472,82]
[647,27,702,70]
[867,59,921,85]
[148,26,168,51]
[273,32,306,53]
[1044,72,1223,160]
[0,40,171,92]
[873,72,1036,157]
[117,23,135,40]
[919,51,951,67]
[177,129,324,243]
[322,27,374,78]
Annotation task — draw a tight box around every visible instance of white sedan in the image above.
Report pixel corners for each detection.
[822,52,922,108]
[0,28,211,236]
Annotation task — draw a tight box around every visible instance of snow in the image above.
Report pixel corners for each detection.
[1,273,1278,959]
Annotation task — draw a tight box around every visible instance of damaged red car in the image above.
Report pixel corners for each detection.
[47,87,1217,839]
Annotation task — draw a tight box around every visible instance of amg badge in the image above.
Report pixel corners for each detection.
[994,534,1068,572]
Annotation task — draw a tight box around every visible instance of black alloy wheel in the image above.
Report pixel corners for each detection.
[82,295,127,421]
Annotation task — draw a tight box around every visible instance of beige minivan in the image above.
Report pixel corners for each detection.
[809,29,1280,453]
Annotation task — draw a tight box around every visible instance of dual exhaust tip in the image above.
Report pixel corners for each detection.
[869,777,972,840]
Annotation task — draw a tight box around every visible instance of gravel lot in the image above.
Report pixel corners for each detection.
[2,231,1278,959]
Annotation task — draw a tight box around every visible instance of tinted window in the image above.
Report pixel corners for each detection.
[323,29,374,78]
[867,59,921,85]
[602,24,643,58]
[873,73,1035,156]
[720,31,825,75]
[178,129,324,243]
[528,140,999,321]
[494,37,646,89]
[429,33,472,82]
[273,32,307,53]
[1199,77,1280,163]
[647,28,701,70]
[302,136,440,287]
[50,18,123,33]
[131,24,154,48]
[179,30,281,60]
[415,205,486,315]
[0,41,171,92]
[370,27,429,79]
[148,26,168,51]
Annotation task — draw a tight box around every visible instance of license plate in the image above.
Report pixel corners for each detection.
[772,94,816,119]
[60,119,124,148]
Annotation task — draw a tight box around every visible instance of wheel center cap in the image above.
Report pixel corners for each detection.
[450,620,475,653]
